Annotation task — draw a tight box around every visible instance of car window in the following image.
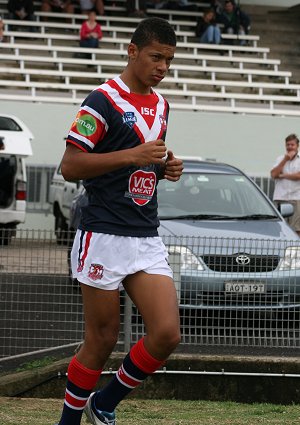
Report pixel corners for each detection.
[0,117,22,131]
[157,172,276,218]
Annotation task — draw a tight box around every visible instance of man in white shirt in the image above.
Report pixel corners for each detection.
[271,133,300,236]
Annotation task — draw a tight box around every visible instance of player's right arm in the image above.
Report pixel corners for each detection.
[61,141,167,181]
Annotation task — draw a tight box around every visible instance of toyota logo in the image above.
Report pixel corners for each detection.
[236,254,251,265]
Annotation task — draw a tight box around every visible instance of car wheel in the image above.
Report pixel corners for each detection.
[0,227,12,246]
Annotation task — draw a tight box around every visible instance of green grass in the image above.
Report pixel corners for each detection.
[0,398,300,425]
[16,357,57,372]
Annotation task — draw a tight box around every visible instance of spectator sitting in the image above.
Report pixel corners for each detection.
[218,0,251,45]
[126,0,147,17]
[79,10,102,58]
[210,0,223,19]
[162,0,199,11]
[41,0,75,15]
[78,0,104,16]
[195,8,221,44]
[0,16,5,42]
[8,0,36,22]
[147,0,167,9]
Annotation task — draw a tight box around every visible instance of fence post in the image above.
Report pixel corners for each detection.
[123,293,133,353]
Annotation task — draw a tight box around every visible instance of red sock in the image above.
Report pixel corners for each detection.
[58,356,102,425]
[95,337,164,413]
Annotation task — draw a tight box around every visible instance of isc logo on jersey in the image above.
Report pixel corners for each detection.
[141,107,155,116]
[128,170,156,206]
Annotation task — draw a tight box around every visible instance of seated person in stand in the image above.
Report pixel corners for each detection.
[7,0,35,21]
[0,16,5,42]
[195,8,221,44]
[126,0,147,17]
[41,0,75,15]
[218,0,251,45]
[210,0,223,18]
[78,0,104,16]
[79,10,102,58]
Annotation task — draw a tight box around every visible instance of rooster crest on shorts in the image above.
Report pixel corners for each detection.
[88,263,104,281]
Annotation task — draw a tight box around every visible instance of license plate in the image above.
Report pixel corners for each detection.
[225,282,265,293]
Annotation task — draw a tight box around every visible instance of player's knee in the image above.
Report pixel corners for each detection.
[97,327,119,350]
[86,324,119,353]
[155,326,181,352]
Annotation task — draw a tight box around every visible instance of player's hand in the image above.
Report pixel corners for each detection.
[164,151,183,182]
[130,139,167,167]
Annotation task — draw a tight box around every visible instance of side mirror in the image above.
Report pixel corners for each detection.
[279,203,294,218]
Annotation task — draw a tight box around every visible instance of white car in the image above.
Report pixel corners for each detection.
[0,114,33,245]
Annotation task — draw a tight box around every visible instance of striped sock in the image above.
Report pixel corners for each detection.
[94,338,164,413]
[58,356,102,425]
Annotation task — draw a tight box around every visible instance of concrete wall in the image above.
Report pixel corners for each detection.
[1,101,299,176]
[1,352,300,403]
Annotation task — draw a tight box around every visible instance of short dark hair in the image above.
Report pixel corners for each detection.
[285,133,299,145]
[131,17,176,49]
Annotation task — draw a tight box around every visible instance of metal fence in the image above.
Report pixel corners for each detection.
[1,229,299,359]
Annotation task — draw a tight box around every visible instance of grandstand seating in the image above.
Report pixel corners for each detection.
[1,2,300,115]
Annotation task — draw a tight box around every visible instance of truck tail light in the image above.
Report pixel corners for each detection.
[16,180,26,201]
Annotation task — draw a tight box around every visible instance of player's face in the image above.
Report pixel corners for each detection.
[128,40,175,94]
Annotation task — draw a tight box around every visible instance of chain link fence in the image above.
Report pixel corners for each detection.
[1,229,299,359]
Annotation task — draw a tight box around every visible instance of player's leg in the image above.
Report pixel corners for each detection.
[56,285,121,425]
[77,284,121,369]
[92,271,180,414]
[125,271,181,359]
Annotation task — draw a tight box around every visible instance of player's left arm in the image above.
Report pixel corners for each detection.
[163,151,183,182]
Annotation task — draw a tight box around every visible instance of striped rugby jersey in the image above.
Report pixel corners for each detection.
[66,76,170,237]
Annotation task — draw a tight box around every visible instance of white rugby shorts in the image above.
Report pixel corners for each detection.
[71,230,173,289]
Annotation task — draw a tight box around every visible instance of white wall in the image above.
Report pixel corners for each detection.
[1,101,299,176]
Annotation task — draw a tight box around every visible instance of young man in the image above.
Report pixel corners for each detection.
[271,133,300,236]
[218,0,251,45]
[55,17,183,425]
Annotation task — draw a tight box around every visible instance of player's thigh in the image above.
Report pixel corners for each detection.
[80,283,121,337]
[123,271,180,335]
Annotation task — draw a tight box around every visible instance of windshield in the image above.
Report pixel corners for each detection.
[157,172,278,219]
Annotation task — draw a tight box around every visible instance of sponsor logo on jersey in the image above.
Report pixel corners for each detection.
[122,111,137,128]
[159,114,167,131]
[141,107,155,116]
[88,263,104,281]
[125,170,156,206]
[75,114,97,136]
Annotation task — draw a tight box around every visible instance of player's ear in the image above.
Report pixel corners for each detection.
[128,43,138,60]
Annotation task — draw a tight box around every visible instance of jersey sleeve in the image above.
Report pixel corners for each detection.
[66,90,109,152]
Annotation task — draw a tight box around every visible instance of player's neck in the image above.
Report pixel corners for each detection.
[120,70,151,95]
